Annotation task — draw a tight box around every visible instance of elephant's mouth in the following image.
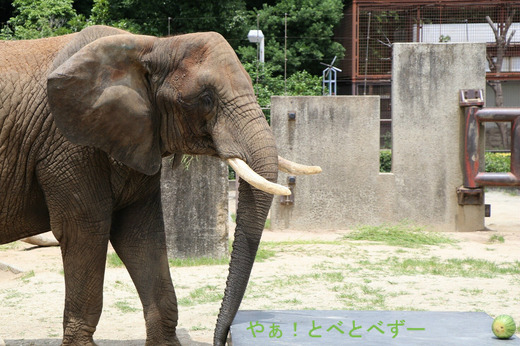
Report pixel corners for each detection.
[226,156,322,196]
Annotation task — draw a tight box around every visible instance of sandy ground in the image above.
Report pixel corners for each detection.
[0,189,519,345]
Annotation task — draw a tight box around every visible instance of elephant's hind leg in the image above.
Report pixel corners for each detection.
[52,208,111,346]
[110,187,180,346]
[38,152,112,345]
[59,229,110,345]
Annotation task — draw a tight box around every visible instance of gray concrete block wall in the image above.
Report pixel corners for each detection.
[271,43,487,232]
[161,156,228,259]
[391,43,486,231]
[271,96,382,230]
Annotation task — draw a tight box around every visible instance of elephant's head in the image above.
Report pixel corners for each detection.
[47,28,320,345]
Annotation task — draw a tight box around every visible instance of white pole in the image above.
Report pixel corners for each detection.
[259,37,264,63]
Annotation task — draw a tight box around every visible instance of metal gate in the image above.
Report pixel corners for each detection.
[458,89,520,207]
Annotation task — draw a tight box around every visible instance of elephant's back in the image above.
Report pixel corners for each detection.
[0,36,73,242]
[50,25,130,71]
[0,35,73,74]
[0,35,72,153]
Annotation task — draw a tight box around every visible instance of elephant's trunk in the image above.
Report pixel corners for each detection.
[213,113,278,345]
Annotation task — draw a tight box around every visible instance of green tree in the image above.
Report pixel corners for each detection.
[90,0,249,42]
[243,61,323,122]
[1,0,86,39]
[237,0,345,76]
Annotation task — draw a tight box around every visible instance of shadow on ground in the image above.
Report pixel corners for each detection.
[4,328,210,346]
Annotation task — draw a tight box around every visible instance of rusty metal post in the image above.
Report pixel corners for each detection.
[460,89,520,189]
[463,106,481,188]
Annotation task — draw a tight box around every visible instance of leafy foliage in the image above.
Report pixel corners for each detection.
[0,0,86,39]
[485,152,511,172]
[380,150,392,173]
[237,0,345,76]
[89,0,248,41]
[243,62,323,122]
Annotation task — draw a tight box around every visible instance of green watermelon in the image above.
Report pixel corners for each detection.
[492,315,516,339]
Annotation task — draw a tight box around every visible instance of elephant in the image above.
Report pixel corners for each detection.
[0,25,321,345]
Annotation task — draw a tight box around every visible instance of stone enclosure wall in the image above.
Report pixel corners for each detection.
[161,156,228,259]
[271,43,487,232]
[161,43,489,260]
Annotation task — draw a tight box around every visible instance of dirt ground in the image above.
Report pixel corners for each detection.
[0,189,519,345]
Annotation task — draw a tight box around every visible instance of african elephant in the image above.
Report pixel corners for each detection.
[0,25,320,345]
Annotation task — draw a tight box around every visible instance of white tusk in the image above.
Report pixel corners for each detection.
[278,156,322,175]
[227,158,291,196]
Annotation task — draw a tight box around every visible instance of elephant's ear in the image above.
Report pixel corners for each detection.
[47,34,161,175]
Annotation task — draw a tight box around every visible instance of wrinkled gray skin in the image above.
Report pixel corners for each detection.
[0,26,278,345]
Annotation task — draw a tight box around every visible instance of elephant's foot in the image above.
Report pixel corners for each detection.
[61,337,97,346]
[144,334,181,346]
[62,318,97,346]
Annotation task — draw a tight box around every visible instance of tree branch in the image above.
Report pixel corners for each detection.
[506,29,516,47]
[486,15,500,41]
[486,52,496,72]
[504,9,517,35]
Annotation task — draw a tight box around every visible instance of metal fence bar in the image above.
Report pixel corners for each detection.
[461,91,520,187]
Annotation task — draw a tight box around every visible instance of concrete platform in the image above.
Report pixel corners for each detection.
[230,310,520,345]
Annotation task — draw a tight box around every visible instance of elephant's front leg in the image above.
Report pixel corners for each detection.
[110,187,180,346]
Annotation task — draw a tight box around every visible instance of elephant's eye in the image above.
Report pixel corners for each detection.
[199,91,215,115]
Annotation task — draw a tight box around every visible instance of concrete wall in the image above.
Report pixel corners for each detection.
[271,96,382,230]
[161,156,228,259]
[271,43,487,232]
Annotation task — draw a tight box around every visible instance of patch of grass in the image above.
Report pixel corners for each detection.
[107,252,124,268]
[269,272,345,290]
[3,289,23,300]
[169,257,229,267]
[179,285,223,307]
[335,283,386,309]
[108,251,230,268]
[269,275,309,289]
[113,280,137,293]
[0,241,22,251]
[488,234,505,243]
[385,256,520,278]
[321,272,345,283]
[393,306,426,312]
[254,246,277,262]
[279,298,302,305]
[263,240,343,247]
[107,242,273,268]
[113,300,140,313]
[461,288,484,295]
[20,270,35,283]
[191,324,210,331]
[344,222,456,248]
